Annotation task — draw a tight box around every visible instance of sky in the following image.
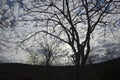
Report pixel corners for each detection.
[0,0,120,65]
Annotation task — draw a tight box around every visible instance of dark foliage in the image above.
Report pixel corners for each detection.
[0,57,120,80]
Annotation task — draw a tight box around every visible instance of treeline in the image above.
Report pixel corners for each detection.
[0,57,120,80]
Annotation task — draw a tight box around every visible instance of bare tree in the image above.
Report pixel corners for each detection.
[0,0,116,80]
[23,34,68,66]
[26,51,41,65]
[36,34,67,66]
[16,0,120,67]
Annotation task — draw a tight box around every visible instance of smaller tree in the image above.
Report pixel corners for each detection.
[24,34,68,66]
[27,52,41,65]
[36,34,68,66]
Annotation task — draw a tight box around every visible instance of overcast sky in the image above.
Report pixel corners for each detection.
[0,0,120,64]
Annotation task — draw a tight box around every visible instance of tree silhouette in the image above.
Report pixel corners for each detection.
[0,0,119,80]
[16,0,120,67]
[24,34,68,66]
[15,1,120,79]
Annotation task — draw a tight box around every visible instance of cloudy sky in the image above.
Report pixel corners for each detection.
[0,0,120,64]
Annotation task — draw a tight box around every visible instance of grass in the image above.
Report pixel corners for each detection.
[0,57,120,80]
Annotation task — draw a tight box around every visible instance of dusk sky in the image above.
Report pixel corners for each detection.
[0,0,120,65]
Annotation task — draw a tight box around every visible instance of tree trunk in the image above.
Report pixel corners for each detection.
[75,52,80,67]
[46,59,50,66]
[74,50,85,80]
[74,52,81,80]
[81,57,87,66]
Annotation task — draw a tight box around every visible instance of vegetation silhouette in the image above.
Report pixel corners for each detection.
[0,57,120,80]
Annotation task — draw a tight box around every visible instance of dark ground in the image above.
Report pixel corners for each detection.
[0,58,120,80]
